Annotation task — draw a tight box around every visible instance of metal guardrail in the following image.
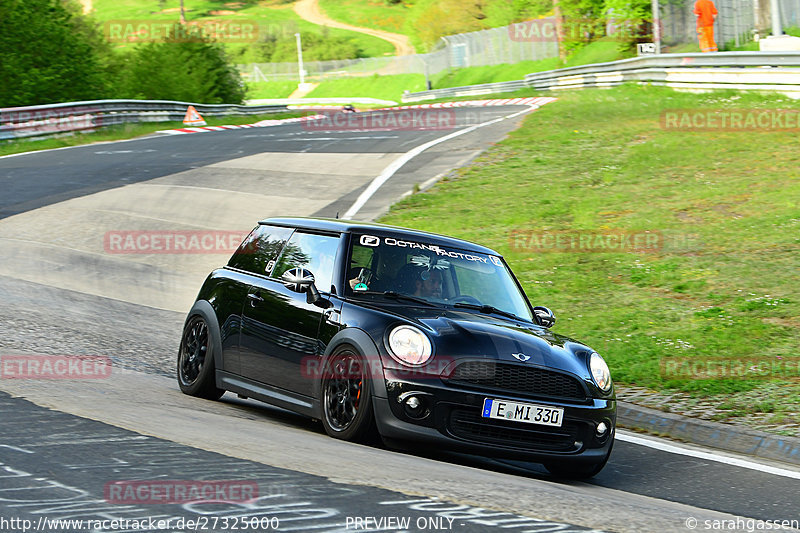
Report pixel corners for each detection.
[403,52,800,102]
[0,99,289,140]
[524,51,800,80]
[402,80,529,103]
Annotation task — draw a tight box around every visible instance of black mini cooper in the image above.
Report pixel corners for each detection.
[178,217,615,478]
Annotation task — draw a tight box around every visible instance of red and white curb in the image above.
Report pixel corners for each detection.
[157,115,325,135]
[287,97,556,112]
[156,97,556,135]
[287,105,354,110]
[373,96,557,111]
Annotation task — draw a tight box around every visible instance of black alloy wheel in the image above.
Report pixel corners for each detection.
[177,315,224,400]
[321,347,377,442]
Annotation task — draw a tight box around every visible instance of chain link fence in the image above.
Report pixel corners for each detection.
[238,21,559,83]
[438,22,559,68]
[239,3,800,83]
[779,0,800,27]
[661,0,800,48]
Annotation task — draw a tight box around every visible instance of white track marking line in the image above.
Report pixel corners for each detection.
[616,431,800,479]
[0,444,34,454]
[342,105,544,219]
[0,135,159,160]
[273,136,399,141]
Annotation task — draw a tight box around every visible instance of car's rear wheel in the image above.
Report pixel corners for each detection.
[177,315,224,400]
[544,440,613,479]
[321,346,378,443]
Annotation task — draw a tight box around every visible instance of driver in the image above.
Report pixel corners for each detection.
[348,267,371,291]
[414,268,443,299]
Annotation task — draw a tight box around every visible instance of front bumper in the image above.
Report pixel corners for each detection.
[372,371,616,464]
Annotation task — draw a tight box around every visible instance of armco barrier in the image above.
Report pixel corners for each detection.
[401,80,530,103]
[0,99,289,140]
[402,52,800,102]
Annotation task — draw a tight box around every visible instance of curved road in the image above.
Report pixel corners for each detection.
[294,0,415,56]
[0,105,798,533]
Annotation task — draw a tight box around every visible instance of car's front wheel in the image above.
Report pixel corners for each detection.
[321,346,378,443]
[177,315,224,400]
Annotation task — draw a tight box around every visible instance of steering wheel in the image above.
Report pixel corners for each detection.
[449,295,481,305]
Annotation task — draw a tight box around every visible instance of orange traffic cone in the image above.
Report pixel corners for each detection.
[183,106,207,126]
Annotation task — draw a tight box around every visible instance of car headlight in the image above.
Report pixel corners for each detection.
[388,325,432,366]
[589,352,612,393]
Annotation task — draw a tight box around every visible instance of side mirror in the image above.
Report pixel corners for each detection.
[281,267,323,305]
[533,306,556,328]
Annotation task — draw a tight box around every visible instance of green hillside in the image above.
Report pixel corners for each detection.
[318,0,554,52]
[90,0,394,61]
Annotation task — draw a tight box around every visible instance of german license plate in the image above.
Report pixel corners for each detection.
[482,398,563,427]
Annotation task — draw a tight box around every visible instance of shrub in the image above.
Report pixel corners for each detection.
[117,27,247,104]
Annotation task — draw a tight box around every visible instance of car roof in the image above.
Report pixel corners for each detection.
[260,217,500,255]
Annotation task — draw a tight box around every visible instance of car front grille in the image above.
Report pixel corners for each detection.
[443,361,587,401]
[448,408,581,452]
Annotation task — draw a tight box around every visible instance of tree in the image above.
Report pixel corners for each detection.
[0,0,113,107]
[556,0,607,54]
[603,0,655,51]
[117,27,247,104]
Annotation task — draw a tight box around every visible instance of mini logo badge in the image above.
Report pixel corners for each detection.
[512,353,531,362]
[360,235,380,247]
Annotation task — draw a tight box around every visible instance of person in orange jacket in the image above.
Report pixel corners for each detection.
[694,0,719,52]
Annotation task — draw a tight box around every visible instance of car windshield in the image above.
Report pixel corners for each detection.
[346,233,534,322]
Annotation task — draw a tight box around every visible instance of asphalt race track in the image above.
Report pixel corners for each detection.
[1,105,798,533]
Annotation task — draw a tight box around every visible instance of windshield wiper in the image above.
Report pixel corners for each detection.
[349,290,439,308]
[452,302,526,322]
[382,291,439,307]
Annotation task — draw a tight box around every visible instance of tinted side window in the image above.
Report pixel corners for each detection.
[228,225,293,275]
[272,232,340,292]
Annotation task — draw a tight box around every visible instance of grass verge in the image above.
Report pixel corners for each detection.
[378,84,800,422]
[305,74,427,103]
[246,81,300,100]
[432,59,563,88]
[0,112,305,158]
